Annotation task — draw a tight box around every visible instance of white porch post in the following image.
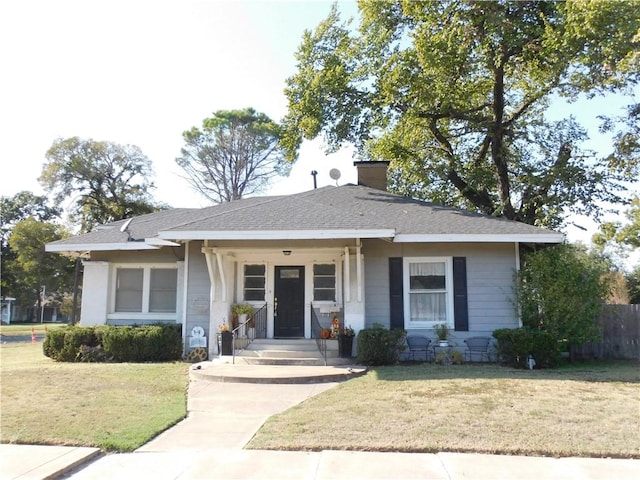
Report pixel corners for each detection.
[80,261,110,326]
[343,240,365,345]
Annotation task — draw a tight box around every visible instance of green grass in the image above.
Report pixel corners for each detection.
[0,323,66,337]
[0,342,189,452]
[247,362,640,458]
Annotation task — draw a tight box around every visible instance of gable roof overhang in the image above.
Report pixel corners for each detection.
[157,229,396,241]
[394,233,564,243]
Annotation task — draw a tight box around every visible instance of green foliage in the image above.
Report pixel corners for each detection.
[283,1,640,228]
[39,137,163,233]
[8,218,75,310]
[517,244,606,347]
[493,328,561,369]
[43,326,100,362]
[627,265,640,304]
[1,191,63,303]
[43,324,183,362]
[356,324,405,366]
[176,108,290,203]
[593,196,640,250]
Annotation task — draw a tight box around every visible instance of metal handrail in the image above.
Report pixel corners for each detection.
[231,303,267,364]
[310,304,327,366]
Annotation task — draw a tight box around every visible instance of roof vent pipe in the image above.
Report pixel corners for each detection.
[311,170,318,189]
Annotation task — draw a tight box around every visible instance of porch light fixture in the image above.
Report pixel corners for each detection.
[282,250,292,256]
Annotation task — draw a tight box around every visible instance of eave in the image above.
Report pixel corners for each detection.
[393,233,565,243]
[157,229,397,241]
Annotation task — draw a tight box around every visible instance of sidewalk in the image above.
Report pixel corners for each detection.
[2,362,639,479]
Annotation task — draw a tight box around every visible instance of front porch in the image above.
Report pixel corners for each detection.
[194,240,365,358]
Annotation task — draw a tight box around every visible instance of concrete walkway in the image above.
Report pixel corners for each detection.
[2,361,639,480]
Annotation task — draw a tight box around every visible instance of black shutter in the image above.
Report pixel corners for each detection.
[389,257,404,330]
[453,257,469,331]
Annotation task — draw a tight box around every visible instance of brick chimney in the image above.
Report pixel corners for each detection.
[353,161,390,191]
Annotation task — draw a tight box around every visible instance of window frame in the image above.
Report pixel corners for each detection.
[110,264,178,320]
[313,263,337,303]
[402,256,454,328]
[242,263,267,302]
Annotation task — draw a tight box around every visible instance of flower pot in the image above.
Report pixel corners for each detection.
[438,340,449,347]
[338,334,354,358]
[220,331,233,355]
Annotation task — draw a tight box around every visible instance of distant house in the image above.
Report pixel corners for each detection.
[46,161,563,358]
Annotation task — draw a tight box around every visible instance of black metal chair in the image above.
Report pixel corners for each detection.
[464,336,491,362]
[406,335,431,362]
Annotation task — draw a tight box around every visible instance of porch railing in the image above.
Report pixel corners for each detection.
[232,303,267,364]
[310,304,327,366]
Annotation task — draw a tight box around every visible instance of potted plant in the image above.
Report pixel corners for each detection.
[434,323,450,346]
[232,304,254,336]
[218,323,233,355]
[338,324,355,358]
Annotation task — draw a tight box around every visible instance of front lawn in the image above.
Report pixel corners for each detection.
[0,342,188,451]
[247,362,640,458]
[0,323,66,337]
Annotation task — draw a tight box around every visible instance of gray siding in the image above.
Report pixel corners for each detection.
[361,240,519,337]
[184,241,211,342]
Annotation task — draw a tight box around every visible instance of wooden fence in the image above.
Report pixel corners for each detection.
[573,304,639,360]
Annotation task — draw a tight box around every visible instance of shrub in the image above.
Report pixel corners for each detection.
[101,324,183,362]
[493,328,561,369]
[43,326,99,361]
[516,244,606,347]
[356,324,405,365]
[43,324,182,363]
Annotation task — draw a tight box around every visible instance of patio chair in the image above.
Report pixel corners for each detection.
[406,335,431,362]
[464,336,491,362]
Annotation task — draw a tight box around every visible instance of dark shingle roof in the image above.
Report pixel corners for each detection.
[47,185,562,252]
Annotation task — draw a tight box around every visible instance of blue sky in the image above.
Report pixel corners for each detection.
[1,0,636,251]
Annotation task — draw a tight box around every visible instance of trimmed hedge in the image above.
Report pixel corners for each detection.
[356,324,405,365]
[493,328,561,369]
[43,324,183,362]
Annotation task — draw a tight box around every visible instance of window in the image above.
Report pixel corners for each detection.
[404,257,452,326]
[115,268,143,312]
[114,266,177,314]
[244,264,265,301]
[314,264,336,301]
[149,269,177,312]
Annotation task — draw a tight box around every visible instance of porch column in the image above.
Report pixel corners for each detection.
[343,241,365,347]
[80,261,109,326]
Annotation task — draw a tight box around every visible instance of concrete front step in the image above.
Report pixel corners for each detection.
[235,338,355,366]
[239,356,327,366]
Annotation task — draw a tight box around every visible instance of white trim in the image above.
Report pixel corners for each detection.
[202,247,217,301]
[181,242,190,349]
[343,247,350,303]
[215,250,226,302]
[107,263,179,321]
[394,233,564,243]
[46,242,160,252]
[145,238,181,247]
[403,256,454,329]
[515,242,523,328]
[356,242,362,302]
[157,229,396,241]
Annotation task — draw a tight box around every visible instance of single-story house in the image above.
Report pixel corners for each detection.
[46,161,563,358]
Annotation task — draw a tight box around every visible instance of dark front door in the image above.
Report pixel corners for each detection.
[274,266,305,338]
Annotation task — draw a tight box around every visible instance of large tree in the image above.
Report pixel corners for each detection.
[176,108,290,203]
[282,0,639,228]
[7,218,75,318]
[1,191,62,303]
[40,137,163,233]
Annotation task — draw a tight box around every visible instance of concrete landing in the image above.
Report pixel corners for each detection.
[190,361,367,384]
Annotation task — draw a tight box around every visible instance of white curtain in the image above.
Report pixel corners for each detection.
[409,262,445,277]
[410,292,446,322]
